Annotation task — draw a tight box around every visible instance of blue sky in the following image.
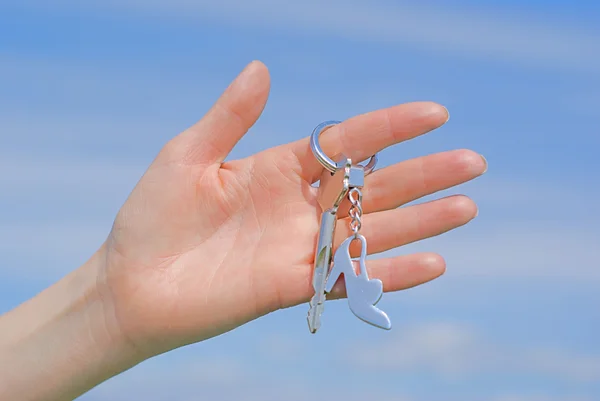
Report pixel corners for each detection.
[1,1,599,400]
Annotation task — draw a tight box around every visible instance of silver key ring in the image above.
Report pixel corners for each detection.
[310,120,378,175]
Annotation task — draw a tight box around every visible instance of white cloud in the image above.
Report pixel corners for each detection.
[0,221,111,276]
[82,349,418,401]
[0,153,146,277]
[12,0,600,73]
[0,152,145,195]
[399,222,600,280]
[258,333,309,362]
[348,321,600,383]
[83,356,254,401]
[0,55,218,129]
[383,176,600,281]
[492,396,594,401]
[77,331,596,401]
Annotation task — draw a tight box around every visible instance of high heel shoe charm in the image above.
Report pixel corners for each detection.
[307,121,391,333]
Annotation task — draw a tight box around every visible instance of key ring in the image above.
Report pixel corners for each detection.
[307,120,391,333]
[310,120,378,175]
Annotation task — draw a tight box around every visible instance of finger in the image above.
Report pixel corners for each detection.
[162,60,271,165]
[326,252,445,300]
[336,195,477,256]
[361,149,487,214]
[285,102,449,182]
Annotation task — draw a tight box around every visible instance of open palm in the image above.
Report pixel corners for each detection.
[100,61,486,356]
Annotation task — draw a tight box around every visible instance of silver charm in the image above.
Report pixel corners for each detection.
[325,190,391,330]
[307,120,390,333]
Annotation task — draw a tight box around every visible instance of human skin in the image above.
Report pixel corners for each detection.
[0,61,487,401]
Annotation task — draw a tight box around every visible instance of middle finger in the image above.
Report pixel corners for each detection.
[360,149,487,214]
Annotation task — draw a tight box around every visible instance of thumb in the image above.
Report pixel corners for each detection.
[165,60,271,165]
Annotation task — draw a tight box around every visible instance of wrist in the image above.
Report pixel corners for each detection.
[0,243,142,401]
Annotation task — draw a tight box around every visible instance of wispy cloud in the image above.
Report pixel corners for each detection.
[0,221,109,275]
[391,221,600,280]
[83,356,254,401]
[78,327,597,401]
[385,176,600,281]
[348,321,600,383]
[491,396,595,401]
[0,55,216,130]
[0,153,145,278]
[13,0,600,73]
[0,153,145,197]
[82,347,418,401]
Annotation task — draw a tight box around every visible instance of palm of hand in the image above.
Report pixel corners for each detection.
[100,61,486,355]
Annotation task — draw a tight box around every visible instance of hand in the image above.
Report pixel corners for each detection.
[99,61,486,357]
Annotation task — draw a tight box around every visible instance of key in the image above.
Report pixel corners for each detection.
[307,156,365,333]
[307,208,337,333]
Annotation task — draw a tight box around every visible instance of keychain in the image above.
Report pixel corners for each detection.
[307,121,391,333]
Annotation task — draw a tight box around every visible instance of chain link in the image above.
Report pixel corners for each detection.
[348,187,363,235]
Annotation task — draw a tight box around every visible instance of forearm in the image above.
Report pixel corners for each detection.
[0,245,140,401]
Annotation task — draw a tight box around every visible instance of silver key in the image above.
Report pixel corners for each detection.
[307,207,337,333]
[307,156,367,333]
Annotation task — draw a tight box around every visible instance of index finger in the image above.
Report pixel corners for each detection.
[285,101,449,182]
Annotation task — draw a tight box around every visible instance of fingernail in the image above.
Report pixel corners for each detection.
[475,208,479,218]
[480,154,488,174]
[443,106,450,123]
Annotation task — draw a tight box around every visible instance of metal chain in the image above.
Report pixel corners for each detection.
[348,187,363,235]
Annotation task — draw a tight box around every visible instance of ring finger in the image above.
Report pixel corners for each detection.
[335,194,478,256]
[360,149,487,214]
